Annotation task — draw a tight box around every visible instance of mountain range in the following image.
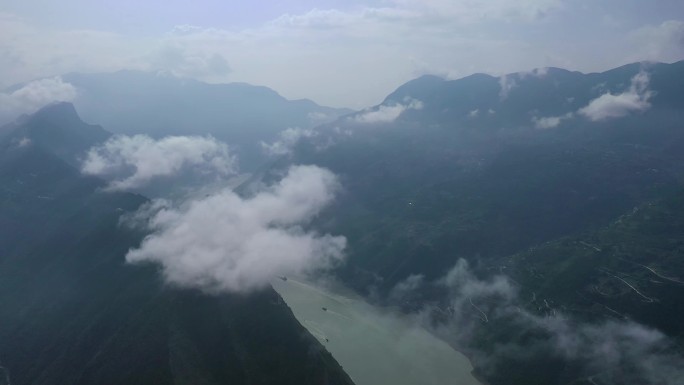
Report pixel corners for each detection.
[2,60,684,385]
[4,71,352,170]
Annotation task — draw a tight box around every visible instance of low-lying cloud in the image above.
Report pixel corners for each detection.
[536,318,683,385]
[352,98,423,124]
[579,71,653,121]
[630,20,684,64]
[81,135,236,191]
[125,165,346,293]
[498,69,547,101]
[151,44,232,81]
[498,74,518,100]
[389,259,684,385]
[261,127,317,156]
[528,71,654,128]
[532,112,574,129]
[0,77,77,124]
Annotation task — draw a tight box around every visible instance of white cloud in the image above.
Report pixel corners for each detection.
[261,127,317,156]
[532,115,561,129]
[0,77,77,124]
[352,98,423,123]
[81,135,236,191]
[424,259,684,384]
[532,112,573,129]
[498,74,518,100]
[389,274,425,302]
[307,111,333,124]
[125,165,346,293]
[379,0,563,24]
[0,13,147,90]
[630,20,684,64]
[150,44,231,81]
[531,318,683,385]
[579,71,653,121]
[529,70,655,128]
[15,137,32,147]
[441,259,517,309]
[499,67,550,101]
[519,67,551,79]
[530,66,549,77]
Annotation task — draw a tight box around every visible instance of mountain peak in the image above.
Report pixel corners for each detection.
[29,102,82,127]
[383,74,446,104]
[9,102,111,167]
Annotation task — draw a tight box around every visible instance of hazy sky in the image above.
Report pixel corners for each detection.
[1,1,683,108]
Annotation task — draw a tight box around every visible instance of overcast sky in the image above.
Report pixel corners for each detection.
[1,1,683,108]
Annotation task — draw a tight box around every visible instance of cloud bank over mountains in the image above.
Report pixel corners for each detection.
[530,71,654,128]
[125,165,346,293]
[579,71,654,121]
[261,127,317,156]
[388,259,684,385]
[352,98,423,123]
[630,20,684,64]
[81,135,236,191]
[151,45,232,80]
[0,77,76,124]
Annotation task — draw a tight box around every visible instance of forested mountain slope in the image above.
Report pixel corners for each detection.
[0,105,354,385]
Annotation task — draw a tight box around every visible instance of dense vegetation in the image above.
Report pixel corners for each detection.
[269,61,684,385]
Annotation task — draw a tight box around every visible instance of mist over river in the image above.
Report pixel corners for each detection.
[272,278,481,385]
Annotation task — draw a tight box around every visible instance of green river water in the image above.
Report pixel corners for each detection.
[272,278,482,385]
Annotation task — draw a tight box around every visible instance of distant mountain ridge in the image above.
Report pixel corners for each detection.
[374,60,684,127]
[61,70,352,169]
[5,70,354,170]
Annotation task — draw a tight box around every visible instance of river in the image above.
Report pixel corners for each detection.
[271,278,482,385]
